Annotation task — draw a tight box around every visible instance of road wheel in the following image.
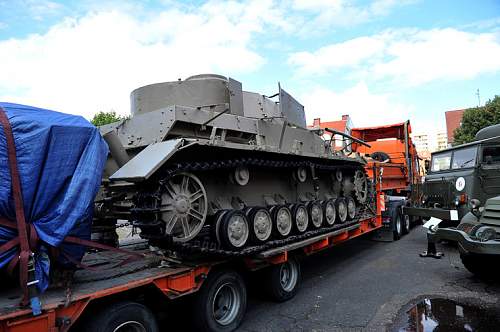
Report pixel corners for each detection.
[264,256,301,302]
[335,197,348,224]
[393,213,403,241]
[83,301,158,332]
[248,207,273,243]
[460,253,498,279]
[402,213,411,234]
[193,270,247,332]
[218,210,249,250]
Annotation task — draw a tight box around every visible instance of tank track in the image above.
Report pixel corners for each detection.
[131,156,375,254]
[170,215,374,259]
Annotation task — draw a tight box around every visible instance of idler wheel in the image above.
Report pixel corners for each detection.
[247,207,273,243]
[307,201,323,228]
[218,210,249,250]
[270,205,292,237]
[290,204,309,233]
[335,197,348,224]
[322,199,336,226]
[346,196,356,220]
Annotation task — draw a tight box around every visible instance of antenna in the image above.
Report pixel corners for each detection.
[476,88,481,107]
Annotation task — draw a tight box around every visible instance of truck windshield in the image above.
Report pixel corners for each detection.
[451,146,477,169]
[431,146,478,172]
[431,152,452,171]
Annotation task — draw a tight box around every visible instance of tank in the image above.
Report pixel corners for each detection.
[94,74,374,252]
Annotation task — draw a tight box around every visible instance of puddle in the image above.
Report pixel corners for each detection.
[397,298,500,332]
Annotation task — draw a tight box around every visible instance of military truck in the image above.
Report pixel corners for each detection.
[404,123,500,227]
[423,195,500,278]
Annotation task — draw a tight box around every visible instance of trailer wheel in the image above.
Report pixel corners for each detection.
[193,269,247,332]
[393,213,403,241]
[264,256,301,302]
[402,213,411,234]
[83,301,158,332]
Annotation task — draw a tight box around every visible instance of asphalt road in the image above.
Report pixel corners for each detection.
[238,226,500,331]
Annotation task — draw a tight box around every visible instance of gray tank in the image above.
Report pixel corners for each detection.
[95,74,373,251]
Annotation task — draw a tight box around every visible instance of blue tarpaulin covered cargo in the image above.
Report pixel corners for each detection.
[0,102,108,293]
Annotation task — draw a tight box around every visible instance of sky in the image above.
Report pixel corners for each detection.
[1,0,499,139]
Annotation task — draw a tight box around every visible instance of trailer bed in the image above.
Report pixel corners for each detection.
[0,212,382,332]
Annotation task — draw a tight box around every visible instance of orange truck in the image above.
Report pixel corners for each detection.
[318,120,422,241]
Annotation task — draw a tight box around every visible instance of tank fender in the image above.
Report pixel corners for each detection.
[110,139,184,182]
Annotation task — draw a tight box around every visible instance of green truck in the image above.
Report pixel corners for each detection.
[423,195,500,277]
[405,124,500,227]
[416,123,500,277]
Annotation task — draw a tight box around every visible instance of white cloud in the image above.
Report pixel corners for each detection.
[289,28,500,86]
[373,28,500,85]
[0,0,283,118]
[291,0,416,33]
[288,36,386,75]
[299,82,414,127]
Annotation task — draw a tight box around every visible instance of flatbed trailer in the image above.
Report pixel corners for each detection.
[0,176,385,332]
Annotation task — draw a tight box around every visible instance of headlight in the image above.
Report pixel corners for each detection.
[474,226,496,242]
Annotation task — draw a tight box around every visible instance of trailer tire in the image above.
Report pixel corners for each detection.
[393,212,403,241]
[83,301,158,332]
[402,213,411,234]
[193,269,247,332]
[264,256,301,302]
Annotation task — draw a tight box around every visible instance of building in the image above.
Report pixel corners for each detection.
[436,132,448,151]
[412,133,430,153]
[310,115,353,151]
[412,132,448,154]
[445,109,465,146]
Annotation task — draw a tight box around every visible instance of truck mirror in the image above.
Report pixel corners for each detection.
[424,160,430,172]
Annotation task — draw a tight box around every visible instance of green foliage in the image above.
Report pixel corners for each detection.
[453,95,500,145]
[90,111,125,127]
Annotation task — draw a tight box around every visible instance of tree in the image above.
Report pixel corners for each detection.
[90,111,125,127]
[453,95,500,145]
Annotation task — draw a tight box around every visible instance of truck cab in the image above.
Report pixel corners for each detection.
[406,124,500,226]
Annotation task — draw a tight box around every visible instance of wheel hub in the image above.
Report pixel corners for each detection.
[276,208,292,234]
[296,208,307,228]
[229,217,246,241]
[255,212,270,235]
[174,195,190,213]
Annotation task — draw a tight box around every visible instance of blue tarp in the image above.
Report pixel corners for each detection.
[0,102,108,292]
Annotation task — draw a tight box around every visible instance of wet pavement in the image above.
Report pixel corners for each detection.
[394,298,500,331]
[238,225,500,331]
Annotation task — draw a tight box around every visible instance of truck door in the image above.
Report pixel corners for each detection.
[479,145,500,196]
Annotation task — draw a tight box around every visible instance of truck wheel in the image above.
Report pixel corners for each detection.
[460,253,498,279]
[83,301,158,332]
[264,256,301,302]
[402,214,411,234]
[193,269,247,332]
[393,213,403,241]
